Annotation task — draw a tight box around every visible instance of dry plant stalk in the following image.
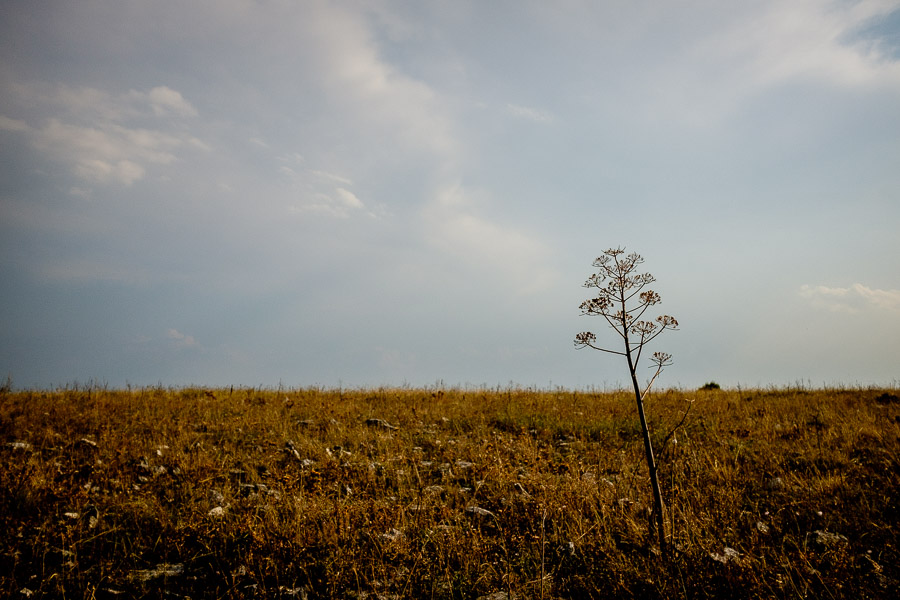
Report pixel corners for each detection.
[575,247,678,557]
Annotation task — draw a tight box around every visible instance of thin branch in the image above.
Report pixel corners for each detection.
[631,302,653,323]
[633,336,646,367]
[640,364,663,399]
[623,279,652,302]
[581,343,626,356]
[602,313,628,338]
[660,399,694,447]
[639,323,677,347]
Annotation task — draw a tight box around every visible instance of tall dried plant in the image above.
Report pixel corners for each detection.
[575,247,678,556]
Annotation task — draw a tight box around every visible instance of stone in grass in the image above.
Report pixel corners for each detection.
[82,505,99,529]
[66,506,99,528]
[766,477,785,491]
[513,482,531,498]
[477,593,515,600]
[283,442,316,468]
[131,563,185,582]
[210,489,226,506]
[709,547,744,566]
[809,530,849,549]
[381,528,404,542]
[283,440,302,460]
[208,505,228,519]
[465,506,496,519]
[365,418,399,431]
[239,483,268,497]
[74,438,99,450]
[325,446,352,459]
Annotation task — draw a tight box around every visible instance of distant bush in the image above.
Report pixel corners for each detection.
[699,381,721,390]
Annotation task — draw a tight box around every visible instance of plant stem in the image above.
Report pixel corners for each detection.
[626,340,667,557]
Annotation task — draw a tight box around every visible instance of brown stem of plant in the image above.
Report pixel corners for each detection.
[627,345,668,559]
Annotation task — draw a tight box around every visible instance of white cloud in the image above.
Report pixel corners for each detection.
[68,186,92,199]
[277,152,304,165]
[166,328,199,349]
[147,86,198,117]
[10,81,199,122]
[30,118,181,185]
[621,0,900,127]
[2,81,203,186]
[299,2,459,164]
[311,169,354,186]
[73,158,146,186]
[422,184,558,295]
[0,115,30,132]
[713,0,900,88]
[288,186,369,219]
[335,187,364,209]
[278,158,369,218]
[800,283,900,313]
[506,103,552,122]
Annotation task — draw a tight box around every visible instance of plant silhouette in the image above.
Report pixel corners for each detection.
[575,247,678,556]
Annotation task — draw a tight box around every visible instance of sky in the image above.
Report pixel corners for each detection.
[1,0,899,390]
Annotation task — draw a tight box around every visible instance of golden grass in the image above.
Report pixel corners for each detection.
[1,385,898,598]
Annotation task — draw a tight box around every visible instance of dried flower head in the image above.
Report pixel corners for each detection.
[574,331,597,348]
[576,247,677,371]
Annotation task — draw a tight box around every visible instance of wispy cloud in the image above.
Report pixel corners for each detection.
[9,81,198,122]
[303,2,458,164]
[506,103,552,122]
[280,160,370,218]
[334,187,364,210]
[799,283,900,313]
[0,115,29,132]
[633,0,900,126]
[287,190,370,219]
[311,169,354,186]
[166,328,199,349]
[147,86,198,117]
[1,82,204,186]
[723,1,900,88]
[422,184,558,295]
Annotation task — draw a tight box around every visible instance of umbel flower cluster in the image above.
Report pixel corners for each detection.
[575,248,678,370]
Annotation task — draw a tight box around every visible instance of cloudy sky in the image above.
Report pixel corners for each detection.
[2,0,899,390]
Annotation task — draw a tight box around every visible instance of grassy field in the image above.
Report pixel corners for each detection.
[1,384,898,599]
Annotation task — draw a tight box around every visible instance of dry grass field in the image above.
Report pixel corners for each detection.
[1,384,898,599]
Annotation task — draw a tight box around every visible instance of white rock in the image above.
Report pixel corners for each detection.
[466,506,496,519]
[132,563,185,581]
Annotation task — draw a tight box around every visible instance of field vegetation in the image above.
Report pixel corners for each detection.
[1,384,898,598]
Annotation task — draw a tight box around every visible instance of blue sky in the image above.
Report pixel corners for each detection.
[2,0,899,390]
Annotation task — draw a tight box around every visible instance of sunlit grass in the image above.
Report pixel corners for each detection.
[1,384,898,598]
